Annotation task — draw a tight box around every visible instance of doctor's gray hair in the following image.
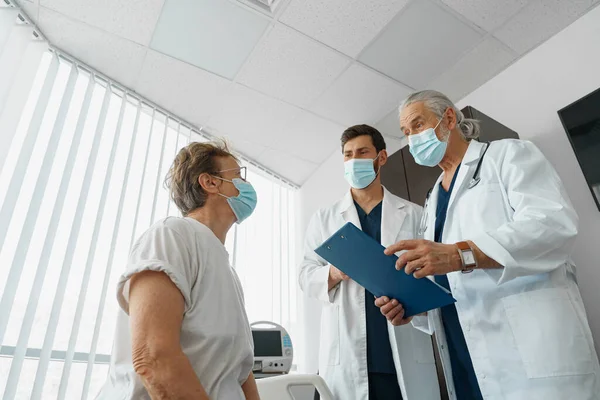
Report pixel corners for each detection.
[399,90,481,140]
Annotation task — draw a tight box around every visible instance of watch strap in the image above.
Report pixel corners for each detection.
[456,241,476,273]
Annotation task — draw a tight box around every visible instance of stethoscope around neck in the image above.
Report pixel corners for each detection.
[417,142,491,237]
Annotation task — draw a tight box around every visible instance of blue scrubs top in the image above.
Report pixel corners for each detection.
[354,201,397,375]
[433,165,483,400]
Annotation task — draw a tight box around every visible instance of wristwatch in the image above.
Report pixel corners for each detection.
[456,241,477,273]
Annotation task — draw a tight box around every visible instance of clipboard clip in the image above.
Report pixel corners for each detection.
[326,235,347,250]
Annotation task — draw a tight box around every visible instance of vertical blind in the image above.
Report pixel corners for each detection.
[0,7,298,399]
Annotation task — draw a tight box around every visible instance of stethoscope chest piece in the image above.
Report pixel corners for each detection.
[468,177,481,189]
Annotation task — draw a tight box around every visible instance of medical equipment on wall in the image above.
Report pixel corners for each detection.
[417,142,491,237]
[251,321,293,377]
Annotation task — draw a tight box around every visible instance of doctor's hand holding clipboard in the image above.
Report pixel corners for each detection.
[375,238,498,326]
[327,265,349,291]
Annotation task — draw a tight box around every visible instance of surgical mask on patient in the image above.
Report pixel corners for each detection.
[408,117,448,167]
[216,178,257,223]
[344,153,380,189]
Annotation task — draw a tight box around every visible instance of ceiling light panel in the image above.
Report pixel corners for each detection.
[359,0,483,89]
[151,0,270,80]
[234,0,284,16]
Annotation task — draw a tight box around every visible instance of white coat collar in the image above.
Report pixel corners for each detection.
[463,139,487,165]
[335,186,407,247]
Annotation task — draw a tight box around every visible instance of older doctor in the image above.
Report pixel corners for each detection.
[300,125,440,400]
[376,90,600,400]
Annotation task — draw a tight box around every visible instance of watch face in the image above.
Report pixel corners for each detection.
[464,251,476,266]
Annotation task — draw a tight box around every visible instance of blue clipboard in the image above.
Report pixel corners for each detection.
[315,222,456,317]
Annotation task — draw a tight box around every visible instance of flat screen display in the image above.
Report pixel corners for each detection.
[558,87,600,211]
[252,330,282,357]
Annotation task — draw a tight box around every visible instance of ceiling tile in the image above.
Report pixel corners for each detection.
[384,135,407,155]
[373,108,407,155]
[150,0,270,80]
[257,149,318,185]
[428,37,516,102]
[227,136,268,160]
[207,84,302,147]
[270,110,346,164]
[311,63,412,126]
[15,0,38,21]
[359,0,482,89]
[494,0,597,54]
[134,50,233,129]
[237,24,350,108]
[279,0,410,58]
[39,0,164,45]
[202,127,268,161]
[37,7,147,89]
[440,0,527,31]
[374,108,402,139]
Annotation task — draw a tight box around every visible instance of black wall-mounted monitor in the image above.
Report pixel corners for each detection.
[558,87,600,211]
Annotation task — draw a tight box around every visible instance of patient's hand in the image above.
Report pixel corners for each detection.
[374,296,413,326]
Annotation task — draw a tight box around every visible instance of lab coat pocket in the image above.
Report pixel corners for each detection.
[320,305,340,366]
[457,183,507,232]
[502,288,593,379]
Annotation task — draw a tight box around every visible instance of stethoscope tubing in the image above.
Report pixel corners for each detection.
[418,142,491,236]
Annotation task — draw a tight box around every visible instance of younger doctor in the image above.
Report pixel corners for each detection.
[97,141,260,400]
[299,125,440,400]
[377,90,600,399]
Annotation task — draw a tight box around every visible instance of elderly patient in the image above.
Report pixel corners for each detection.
[97,141,260,400]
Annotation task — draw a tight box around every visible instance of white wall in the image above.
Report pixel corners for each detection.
[458,4,600,355]
[296,4,600,369]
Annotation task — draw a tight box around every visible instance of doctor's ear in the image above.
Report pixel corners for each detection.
[445,108,458,131]
[378,150,388,166]
[198,173,221,194]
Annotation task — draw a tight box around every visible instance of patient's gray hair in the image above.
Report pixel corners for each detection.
[399,90,480,140]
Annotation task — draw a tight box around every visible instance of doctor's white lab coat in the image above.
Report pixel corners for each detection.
[412,139,600,400]
[300,188,441,400]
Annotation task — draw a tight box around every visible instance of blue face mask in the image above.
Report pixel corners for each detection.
[216,177,258,224]
[408,117,448,167]
[344,153,380,189]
